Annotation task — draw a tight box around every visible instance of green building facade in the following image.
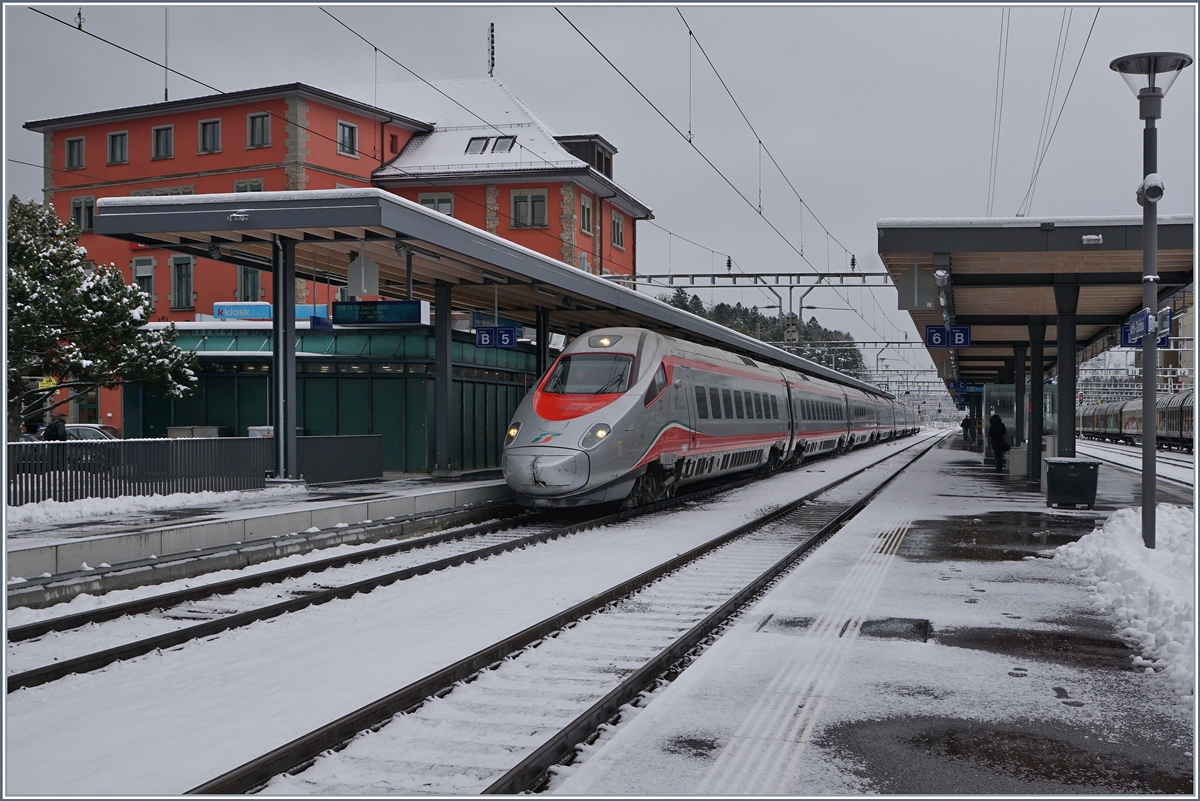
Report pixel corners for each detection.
[123,326,539,473]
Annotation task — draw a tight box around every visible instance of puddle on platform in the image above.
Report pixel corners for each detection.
[934,626,1133,670]
[899,512,1099,562]
[820,716,1193,794]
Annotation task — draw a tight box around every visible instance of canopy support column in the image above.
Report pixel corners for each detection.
[1028,323,1045,484]
[271,237,298,481]
[434,281,453,474]
[1054,280,1080,457]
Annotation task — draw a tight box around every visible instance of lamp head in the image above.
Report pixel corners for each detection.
[1110,52,1192,97]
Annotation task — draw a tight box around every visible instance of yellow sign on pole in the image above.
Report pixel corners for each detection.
[37,377,57,389]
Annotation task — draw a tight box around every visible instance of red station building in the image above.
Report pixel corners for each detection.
[24,78,653,430]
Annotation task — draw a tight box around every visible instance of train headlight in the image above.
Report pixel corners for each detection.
[579,423,612,450]
[504,422,522,447]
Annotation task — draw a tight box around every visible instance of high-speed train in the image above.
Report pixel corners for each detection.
[502,328,919,507]
[1077,390,1194,453]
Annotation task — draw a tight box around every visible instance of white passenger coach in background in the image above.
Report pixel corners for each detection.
[503,328,918,507]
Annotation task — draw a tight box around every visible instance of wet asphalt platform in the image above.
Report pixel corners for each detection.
[553,434,1194,795]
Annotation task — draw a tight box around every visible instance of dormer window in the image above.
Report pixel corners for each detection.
[492,136,515,153]
[466,137,489,155]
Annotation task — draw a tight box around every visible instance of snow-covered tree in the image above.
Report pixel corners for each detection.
[6,195,197,439]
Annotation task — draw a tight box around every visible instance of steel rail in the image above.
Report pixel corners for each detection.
[186,433,941,794]
[7,505,532,643]
[6,467,771,693]
[1071,447,1194,488]
[482,434,943,794]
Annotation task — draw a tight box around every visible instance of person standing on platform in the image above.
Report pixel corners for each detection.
[961,415,972,441]
[987,414,1009,473]
[42,414,67,441]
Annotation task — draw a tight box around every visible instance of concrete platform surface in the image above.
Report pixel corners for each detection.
[552,435,1194,795]
[6,474,512,584]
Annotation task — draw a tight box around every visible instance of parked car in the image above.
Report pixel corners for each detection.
[65,424,120,440]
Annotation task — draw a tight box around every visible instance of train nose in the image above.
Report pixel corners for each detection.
[503,447,591,496]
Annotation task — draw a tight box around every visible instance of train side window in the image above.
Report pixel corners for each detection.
[710,387,723,419]
[754,394,764,419]
[695,386,709,419]
[734,392,745,419]
[722,389,734,419]
[771,396,779,419]
[644,364,668,406]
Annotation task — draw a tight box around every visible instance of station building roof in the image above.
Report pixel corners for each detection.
[95,188,889,397]
[877,214,1194,388]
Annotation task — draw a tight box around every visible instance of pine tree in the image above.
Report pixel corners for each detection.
[6,196,197,439]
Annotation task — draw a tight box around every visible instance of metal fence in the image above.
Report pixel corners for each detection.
[7,435,384,506]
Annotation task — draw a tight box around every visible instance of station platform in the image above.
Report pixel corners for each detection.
[5,474,512,605]
[554,434,1194,795]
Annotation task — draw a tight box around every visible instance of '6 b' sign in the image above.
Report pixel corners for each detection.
[925,325,972,348]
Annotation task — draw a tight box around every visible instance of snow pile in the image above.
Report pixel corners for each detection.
[6,484,309,526]
[1054,503,1195,705]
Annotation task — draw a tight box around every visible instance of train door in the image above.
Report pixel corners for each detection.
[675,367,697,453]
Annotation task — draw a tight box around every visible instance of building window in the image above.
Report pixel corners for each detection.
[611,209,625,249]
[107,132,128,165]
[82,260,96,275]
[492,136,515,153]
[133,257,155,303]
[171,257,194,310]
[247,113,270,148]
[70,197,95,231]
[238,266,261,302]
[234,179,264,193]
[579,194,592,235]
[198,119,221,154]
[465,136,489,155]
[152,126,174,159]
[337,121,358,157]
[418,193,454,216]
[65,138,85,170]
[511,189,548,228]
[131,185,194,196]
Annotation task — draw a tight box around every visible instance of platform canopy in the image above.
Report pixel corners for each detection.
[96,188,887,397]
[877,215,1194,388]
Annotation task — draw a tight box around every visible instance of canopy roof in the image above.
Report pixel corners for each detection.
[877,214,1194,386]
[96,188,889,397]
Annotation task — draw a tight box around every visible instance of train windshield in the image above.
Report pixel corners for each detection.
[543,354,634,395]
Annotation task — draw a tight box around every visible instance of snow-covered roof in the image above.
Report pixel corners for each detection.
[337,78,652,218]
[878,214,1193,228]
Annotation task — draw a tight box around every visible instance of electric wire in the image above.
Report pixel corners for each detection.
[986,7,1011,217]
[1013,7,1101,217]
[1021,8,1072,217]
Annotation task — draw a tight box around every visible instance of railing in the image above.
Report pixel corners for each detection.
[7,435,385,507]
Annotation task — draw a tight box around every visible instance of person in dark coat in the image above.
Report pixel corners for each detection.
[987,414,1008,473]
[42,414,67,442]
[961,416,972,441]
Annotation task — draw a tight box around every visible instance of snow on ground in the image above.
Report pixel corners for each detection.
[550,442,1192,795]
[5,484,309,527]
[1054,503,1195,706]
[3,434,939,796]
[1074,440,1195,487]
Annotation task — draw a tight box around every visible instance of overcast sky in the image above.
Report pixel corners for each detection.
[3,3,1196,378]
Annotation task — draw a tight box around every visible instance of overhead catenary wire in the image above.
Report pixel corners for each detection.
[1013,7,1101,217]
[1022,7,1072,217]
[986,6,1011,217]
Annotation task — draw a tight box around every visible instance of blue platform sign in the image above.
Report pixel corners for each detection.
[476,327,518,349]
[948,325,972,348]
[1123,308,1169,348]
[925,326,948,348]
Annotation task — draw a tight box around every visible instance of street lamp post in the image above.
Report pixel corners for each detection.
[1110,52,1192,549]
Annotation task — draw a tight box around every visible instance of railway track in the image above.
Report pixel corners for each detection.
[1076,438,1195,469]
[1074,440,1195,488]
[6,463,783,692]
[190,433,945,795]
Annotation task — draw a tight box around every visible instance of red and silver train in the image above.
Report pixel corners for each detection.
[502,328,919,507]
[1077,389,1194,453]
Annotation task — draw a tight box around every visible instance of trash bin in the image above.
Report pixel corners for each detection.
[1045,457,1100,510]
